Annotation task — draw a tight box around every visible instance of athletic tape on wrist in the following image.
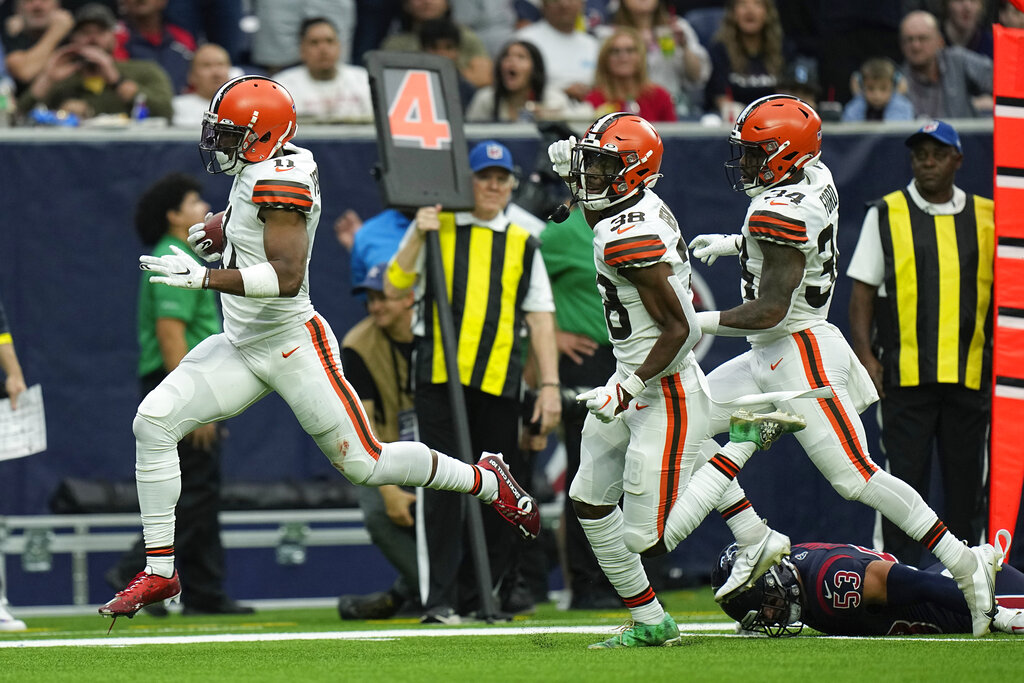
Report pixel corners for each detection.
[619,373,646,398]
[240,262,280,298]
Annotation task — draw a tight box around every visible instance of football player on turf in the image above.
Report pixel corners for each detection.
[713,530,1024,637]
[548,113,804,649]
[100,75,539,623]
[687,94,1000,636]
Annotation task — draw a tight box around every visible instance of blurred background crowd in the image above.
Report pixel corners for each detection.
[0,0,1013,128]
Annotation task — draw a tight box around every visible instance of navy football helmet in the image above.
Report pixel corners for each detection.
[711,542,804,637]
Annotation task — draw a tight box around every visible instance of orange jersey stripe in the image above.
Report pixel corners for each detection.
[305,316,382,458]
[606,247,667,267]
[793,330,876,481]
[658,374,687,537]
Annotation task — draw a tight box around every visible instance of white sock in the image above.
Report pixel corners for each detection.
[145,558,175,578]
[859,470,973,578]
[720,486,768,546]
[662,451,747,551]
[578,508,663,625]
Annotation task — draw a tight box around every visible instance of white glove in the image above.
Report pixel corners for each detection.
[547,135,577,178]
[139,244,208,290]
[575,386,621,423]
[187,211,222,263]
[688,233,742,266]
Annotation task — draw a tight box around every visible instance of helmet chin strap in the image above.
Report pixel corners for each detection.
[579,173,662,210]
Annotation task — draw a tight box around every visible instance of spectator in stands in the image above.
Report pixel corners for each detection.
[336,263,421,620]
[450,0,516,58]
[250,0,355,74]
[515,0,599,102]
[351,0,402,66]
[899,9,993,118]
[106,172,253,617]
[465,38,590,122]
[841,57,915,122]
[115,0,196,94]
[17,2,174,120]
[381,0,494,88]
[163,0,244,64]
[2,0,74,92]
[777,56,823,114]
[998,0,1024,27]
[942,0,993,58]
[585,28,677,122]
[594,0,711,118]
[704,0,786,121]
[171,42,231,127]
[419,16,476,111]
[274,16,373,123]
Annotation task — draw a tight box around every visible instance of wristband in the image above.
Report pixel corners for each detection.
[239,262,280,298]
[202,269,211,290]
[618,372,646,398]
[387,260,417,290]
[696,311,720,335]
[540,382,560,388]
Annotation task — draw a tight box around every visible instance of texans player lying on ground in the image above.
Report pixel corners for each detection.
[713,530,1024,636]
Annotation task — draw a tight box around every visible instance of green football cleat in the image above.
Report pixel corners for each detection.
[729,410,807,450]
[588,613,681,649]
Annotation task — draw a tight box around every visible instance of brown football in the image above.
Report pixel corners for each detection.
[203,210,226,254]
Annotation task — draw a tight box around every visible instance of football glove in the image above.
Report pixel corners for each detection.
[688,233,742,266]
[187,212,222,263]
[575,373,645,424]
[547,135,576,178]
[140,244,208,290]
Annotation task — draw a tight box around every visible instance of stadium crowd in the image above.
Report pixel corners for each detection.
[0,0,1013,127]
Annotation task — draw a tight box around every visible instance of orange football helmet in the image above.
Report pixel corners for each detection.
[725,95,821,197]
[200,75,297,175]
[570,112,664,211]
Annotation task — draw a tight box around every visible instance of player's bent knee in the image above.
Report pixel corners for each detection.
[623,529,660,555]
[639,539,669,558]
[132,412,176,448]
[833,476,869,501]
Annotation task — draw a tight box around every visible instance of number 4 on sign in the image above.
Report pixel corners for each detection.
[388,70,451,150]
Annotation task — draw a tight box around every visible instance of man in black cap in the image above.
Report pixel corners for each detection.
[848,120,994,567]
[17,2,174,120]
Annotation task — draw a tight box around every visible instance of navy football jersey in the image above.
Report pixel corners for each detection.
[790,543,1024,636]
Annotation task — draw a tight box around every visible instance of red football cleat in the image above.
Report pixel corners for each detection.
[99,570,181,619]
[478,452,540,540]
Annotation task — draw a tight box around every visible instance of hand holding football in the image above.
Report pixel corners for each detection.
[187,210,225,262]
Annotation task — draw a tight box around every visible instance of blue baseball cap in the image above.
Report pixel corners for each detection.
[469,140,514,173]
[905,120,962,154]
[352,262,388,295]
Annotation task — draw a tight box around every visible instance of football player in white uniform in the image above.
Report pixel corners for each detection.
[100,76,540,622]
[548,113,800,649]
[687,94,1001,637]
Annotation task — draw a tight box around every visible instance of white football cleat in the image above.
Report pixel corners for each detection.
[956,543,1003,638]
[715,528,791,603]
[992,607,1024,635]
[0,599,26,631]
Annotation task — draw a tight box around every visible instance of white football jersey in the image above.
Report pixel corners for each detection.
[592,189,696,372]
[739,159,840,344]
[219,143,321,344]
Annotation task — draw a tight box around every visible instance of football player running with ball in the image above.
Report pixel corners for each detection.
[687,94,1001,637]
[547,113,808,649]
[100,76,539,622]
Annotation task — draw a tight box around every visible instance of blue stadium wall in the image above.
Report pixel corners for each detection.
[0,121,1001,605]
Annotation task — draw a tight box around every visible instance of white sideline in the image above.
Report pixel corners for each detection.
[2,624,730,648]
[1,623,1016,648]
